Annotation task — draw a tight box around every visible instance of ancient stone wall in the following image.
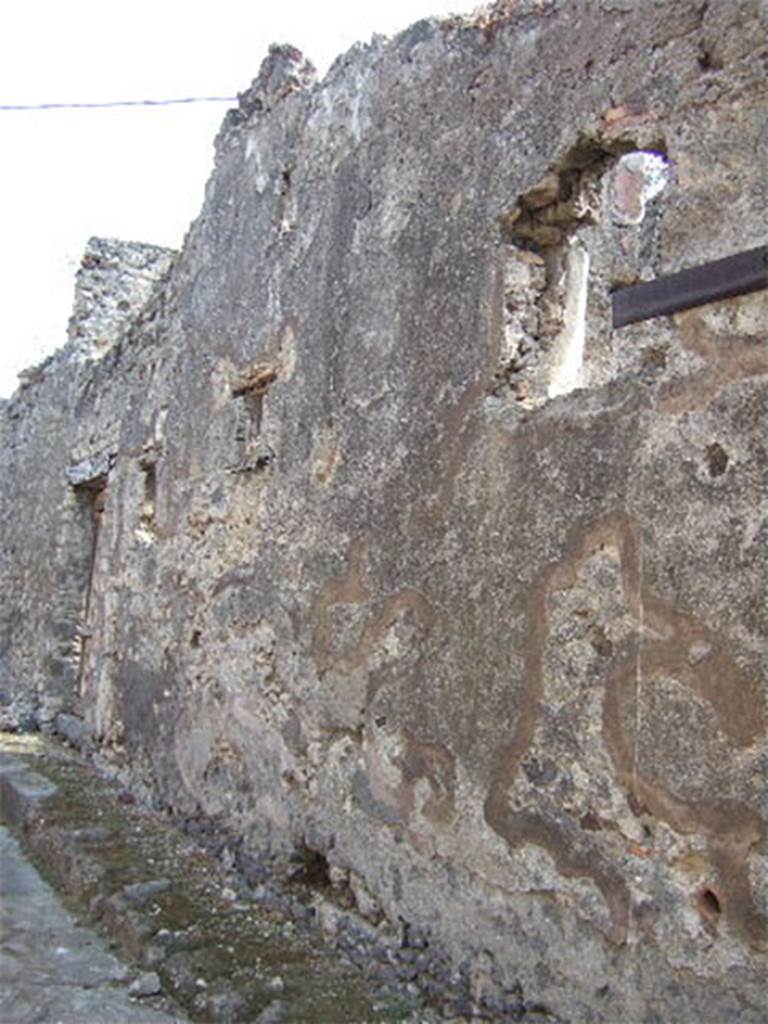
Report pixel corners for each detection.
[1,1,766,1020]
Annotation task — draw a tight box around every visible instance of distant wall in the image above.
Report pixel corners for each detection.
[1,2,766,1020]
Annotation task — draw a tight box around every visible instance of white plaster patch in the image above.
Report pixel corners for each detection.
[612,151,671,225]
[548,243,590,398]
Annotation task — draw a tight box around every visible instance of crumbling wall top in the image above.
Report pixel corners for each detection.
[67,237,175,360]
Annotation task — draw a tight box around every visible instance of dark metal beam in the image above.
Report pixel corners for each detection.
[612,245,768,328]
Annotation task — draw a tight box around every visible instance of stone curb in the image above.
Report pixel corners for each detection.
[0,753,58,826]
[0,739,439,1024]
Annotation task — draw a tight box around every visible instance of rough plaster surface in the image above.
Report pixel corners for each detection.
[1,1,766,1020]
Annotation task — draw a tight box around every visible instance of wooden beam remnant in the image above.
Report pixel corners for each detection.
[612,245,768,328]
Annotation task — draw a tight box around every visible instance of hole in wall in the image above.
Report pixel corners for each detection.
[231,364,278,399]
[697,46,723,72]
[697,887,722,919]
[288,841,331,888]
[136,462,158,543]
[641,346,668,371]
[72,473,109,500]
[142,465,156,524]
[495,135,670,408]
[230,364,278,473]
[496,138,614,406]
[500,136,636,254]
[705,442,729,477]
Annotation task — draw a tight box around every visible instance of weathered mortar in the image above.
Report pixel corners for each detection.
[1,1,766,1020]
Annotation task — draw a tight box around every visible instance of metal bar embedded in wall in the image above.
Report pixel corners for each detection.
[612,245,768,328]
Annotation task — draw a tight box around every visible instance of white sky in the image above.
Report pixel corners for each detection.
[0,0,468,399]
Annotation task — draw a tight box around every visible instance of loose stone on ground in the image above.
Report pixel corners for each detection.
[0,733,439,1023]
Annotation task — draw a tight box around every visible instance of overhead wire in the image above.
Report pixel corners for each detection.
[0,96,237,111]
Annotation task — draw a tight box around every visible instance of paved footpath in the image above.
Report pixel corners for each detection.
[0,735,437,1024]
[0,825,186,1024]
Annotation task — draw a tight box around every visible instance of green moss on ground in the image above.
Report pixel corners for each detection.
[0,734,431,1023]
